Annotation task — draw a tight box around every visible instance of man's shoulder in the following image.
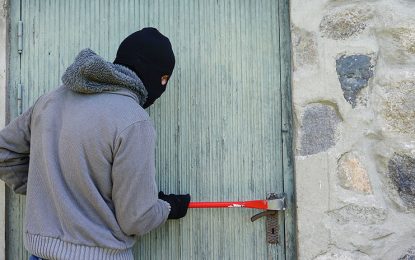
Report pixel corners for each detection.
[98,90,150,123]
[36,85,151,130]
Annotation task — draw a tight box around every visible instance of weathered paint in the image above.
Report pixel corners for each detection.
[6,0,26,259]
[279,1,297,259]
[0,0,8,259]
[6,0,295,259]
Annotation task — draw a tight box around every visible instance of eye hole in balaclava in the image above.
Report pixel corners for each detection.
[113,27,175,108]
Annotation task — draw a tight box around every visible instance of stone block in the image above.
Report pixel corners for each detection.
[337,152,372,194]
[320,7,374,40]
[388,154,415,208]
[377,27,415,65]
[399,247,415,260]
[381,80,415,135]
[328,204,386,225]
[291,25,318,69]
[299,103,341,156]
[336,55,374,108]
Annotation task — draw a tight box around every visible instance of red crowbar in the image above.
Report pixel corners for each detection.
[188,197,286,211]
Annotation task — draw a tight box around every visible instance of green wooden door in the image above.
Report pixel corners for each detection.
[6,0,295,259]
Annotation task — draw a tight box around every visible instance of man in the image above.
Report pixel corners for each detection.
[0,27,190,260]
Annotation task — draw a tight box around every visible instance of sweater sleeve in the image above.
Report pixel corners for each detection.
[0,106,34,195]
[112,120,170,236]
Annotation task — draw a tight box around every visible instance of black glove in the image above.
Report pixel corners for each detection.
[158,191,191,219]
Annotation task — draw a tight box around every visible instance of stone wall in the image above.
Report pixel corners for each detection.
[291,0,415,259]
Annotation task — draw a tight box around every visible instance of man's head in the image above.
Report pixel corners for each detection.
[114,27,175,108]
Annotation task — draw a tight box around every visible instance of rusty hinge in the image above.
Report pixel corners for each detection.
[17,83,23,115]
[17,20,23,54]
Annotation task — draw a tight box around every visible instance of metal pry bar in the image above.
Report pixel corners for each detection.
[188,195,286,211]
[266,194,286,211]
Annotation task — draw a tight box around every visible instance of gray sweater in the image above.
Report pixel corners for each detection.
[0,49,170,260]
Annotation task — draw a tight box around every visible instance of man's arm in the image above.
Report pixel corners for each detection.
[112,120,170,236]
[0,106,33,195]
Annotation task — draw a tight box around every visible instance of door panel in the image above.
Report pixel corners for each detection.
[7,0,294,259]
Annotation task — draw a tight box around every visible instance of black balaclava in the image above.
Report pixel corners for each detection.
[114,27,175,108]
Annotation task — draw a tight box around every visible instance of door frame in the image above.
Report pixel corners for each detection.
[1,0,296,259]
[278,1,297,259]
[0,0,9,259]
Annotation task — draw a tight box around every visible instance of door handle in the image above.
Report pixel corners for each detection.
[188,193,286,244]
[250,193,286,244]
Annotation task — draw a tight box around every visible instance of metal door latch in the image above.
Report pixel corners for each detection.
[188,193,286,244]
[250,193,286,244]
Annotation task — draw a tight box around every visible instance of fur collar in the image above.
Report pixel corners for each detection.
[61,48,147,106]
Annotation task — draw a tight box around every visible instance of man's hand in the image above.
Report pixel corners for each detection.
[158,191,191,219]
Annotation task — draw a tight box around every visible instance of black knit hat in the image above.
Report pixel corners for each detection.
[114,27,175,108]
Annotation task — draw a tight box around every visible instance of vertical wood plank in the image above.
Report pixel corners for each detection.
[1,1,12,259]
[279,0,298,259]
[6,0,27,258]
